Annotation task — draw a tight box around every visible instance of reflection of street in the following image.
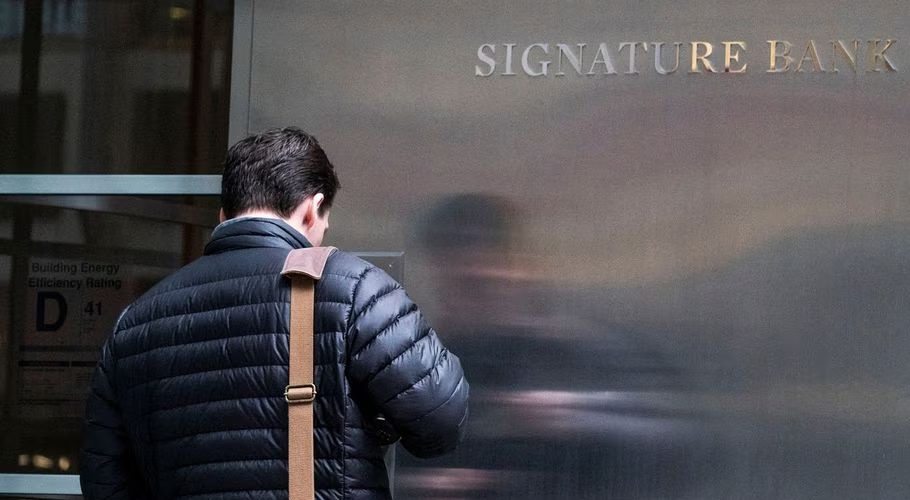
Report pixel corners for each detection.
[395,317,705,499]
[475,389,697,438]
[396,467,508,499]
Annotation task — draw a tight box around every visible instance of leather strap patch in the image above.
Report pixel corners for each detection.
[281,246,337,280]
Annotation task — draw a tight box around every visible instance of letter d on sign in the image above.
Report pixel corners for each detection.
[36,291,67,332]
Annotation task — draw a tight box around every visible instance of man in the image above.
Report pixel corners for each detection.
[79,127,469,499]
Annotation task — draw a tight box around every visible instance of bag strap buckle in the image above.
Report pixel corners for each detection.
[285,383,317,404]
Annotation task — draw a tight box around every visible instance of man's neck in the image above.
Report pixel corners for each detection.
[232,209,284,221]
[220,210,312,245]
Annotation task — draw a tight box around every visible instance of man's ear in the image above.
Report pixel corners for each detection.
[304,193,326,227]
[218,208,226,223]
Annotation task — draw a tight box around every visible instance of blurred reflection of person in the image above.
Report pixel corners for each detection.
[395,193,700,499]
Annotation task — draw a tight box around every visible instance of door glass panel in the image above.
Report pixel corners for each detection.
[0,0,232,175]
[0,195,216,475]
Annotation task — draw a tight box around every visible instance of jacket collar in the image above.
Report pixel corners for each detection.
[204,217,312,255]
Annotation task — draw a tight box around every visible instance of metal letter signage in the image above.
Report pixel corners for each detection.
[475,39,899,76]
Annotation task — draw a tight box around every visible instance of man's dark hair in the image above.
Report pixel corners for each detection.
[221,127,340,219]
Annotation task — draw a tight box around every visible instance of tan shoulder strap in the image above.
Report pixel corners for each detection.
[281,246,336,500]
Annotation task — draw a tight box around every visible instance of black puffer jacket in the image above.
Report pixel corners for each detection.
[79,217,469,499]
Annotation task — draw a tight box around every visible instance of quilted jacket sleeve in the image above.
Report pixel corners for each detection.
[80,319,148,499]
[347,266,469,458]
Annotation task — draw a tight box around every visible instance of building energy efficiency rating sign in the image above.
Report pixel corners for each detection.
[18,258,135,418]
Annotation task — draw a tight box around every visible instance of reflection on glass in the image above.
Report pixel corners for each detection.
[393,193,700,499]
[0,0,232,174]
[392,191,910,499]
[0,256,10,414]
[0,196,216,476]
